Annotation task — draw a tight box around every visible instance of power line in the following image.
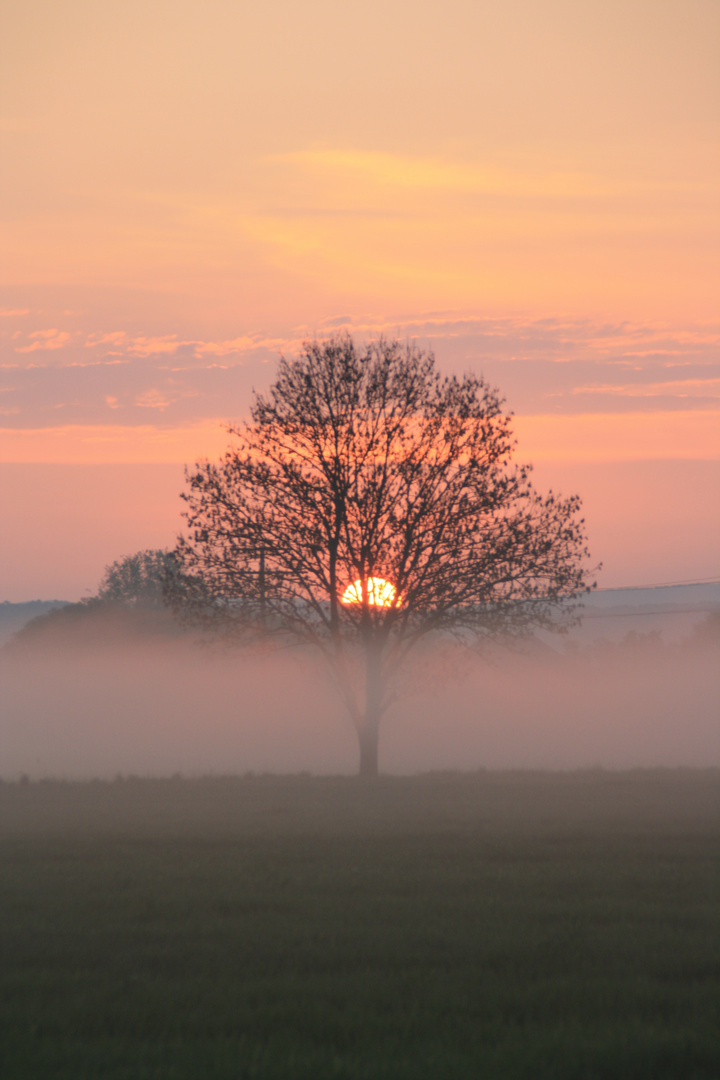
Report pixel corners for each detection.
[595,576,720,593]
[580,607,718,620]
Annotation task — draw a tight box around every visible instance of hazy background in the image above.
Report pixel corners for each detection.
[2,0,718,600]
[2,598,718,779]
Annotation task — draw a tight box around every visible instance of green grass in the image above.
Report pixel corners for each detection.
[1,771,718,1079]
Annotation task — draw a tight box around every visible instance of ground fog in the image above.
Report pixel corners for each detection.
[1,614,717,779]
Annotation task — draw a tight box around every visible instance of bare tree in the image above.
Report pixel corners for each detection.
[169,335,594,775]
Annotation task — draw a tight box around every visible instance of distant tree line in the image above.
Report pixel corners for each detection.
[7,550,182,649]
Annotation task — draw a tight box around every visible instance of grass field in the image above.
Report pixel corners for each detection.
[1,770,718,1079]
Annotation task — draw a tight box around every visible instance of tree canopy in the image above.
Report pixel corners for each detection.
[170,335,595,774]
[7,550,181,651]
[98,549,175,608]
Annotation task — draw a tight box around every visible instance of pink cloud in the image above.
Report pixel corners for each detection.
[570,378,720,400]
[127,336,184,356]
[195,335,260,357]
[123,333,291,359]
[135,389,172,410]
[85,332,128,347]
[15,329,71,353]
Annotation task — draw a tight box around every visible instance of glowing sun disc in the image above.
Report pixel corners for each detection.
[341,577,399,607]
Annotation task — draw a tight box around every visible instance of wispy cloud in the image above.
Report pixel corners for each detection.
[1,410,717,466]
[273,149,633,200]
[15,329,71,353]
[570,378,720,400]
[85,332,127,348]
[127,336,186,357]
[2,310,718,430]
[135,389,173,410]
[0,421,233,464]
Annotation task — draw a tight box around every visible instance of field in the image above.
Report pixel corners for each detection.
[1,771,719,1079]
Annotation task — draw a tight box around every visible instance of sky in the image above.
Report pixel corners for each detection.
[1,0,719,600]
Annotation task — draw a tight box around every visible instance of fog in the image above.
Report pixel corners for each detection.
[1,617,717,780]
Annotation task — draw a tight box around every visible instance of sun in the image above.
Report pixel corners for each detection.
[341,577,399,608]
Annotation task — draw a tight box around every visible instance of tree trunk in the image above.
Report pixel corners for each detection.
[357,722,380,777]
[356,638,383,777]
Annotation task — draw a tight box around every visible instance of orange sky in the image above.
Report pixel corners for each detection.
[1,0,718,598]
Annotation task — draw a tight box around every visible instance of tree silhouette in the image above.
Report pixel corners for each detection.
[98,549,175,608]
[170,335,594,775]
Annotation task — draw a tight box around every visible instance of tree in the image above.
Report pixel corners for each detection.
[98,549,175,608]
[7,550,182,651]
[170,335,594,775]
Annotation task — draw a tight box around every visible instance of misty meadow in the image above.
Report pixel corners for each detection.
[2,583,718,1077]
[2,771,719,1079]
